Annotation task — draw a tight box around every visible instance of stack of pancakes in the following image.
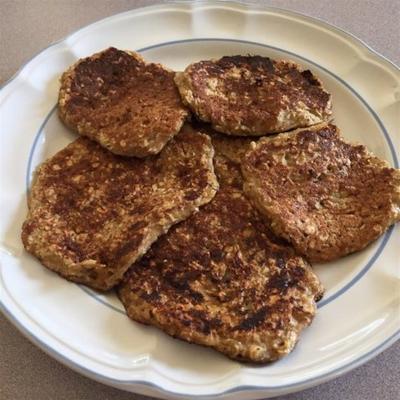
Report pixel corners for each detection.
[22,48,400,363]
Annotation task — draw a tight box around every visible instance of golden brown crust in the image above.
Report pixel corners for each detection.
[207,129,255,189]
[59,47,188,157]
[175,55,332,136]
[242,123,400,262]
[21,125,218,290]
[118,134,323,363]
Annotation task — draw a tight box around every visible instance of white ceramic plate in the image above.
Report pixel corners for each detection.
[1,2,399,399]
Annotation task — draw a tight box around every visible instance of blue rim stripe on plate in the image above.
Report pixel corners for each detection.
[25,105,58,191]
[24,38,399,315]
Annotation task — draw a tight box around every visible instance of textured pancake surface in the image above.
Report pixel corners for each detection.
[59,47,188,157]
[22,126,218,290]
[118,137,323,363]
[242,123,400,262]
[175,55,331,136]
[211,133,255,189]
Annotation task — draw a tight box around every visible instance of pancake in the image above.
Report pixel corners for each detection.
[118,135,323,362]
[22,125,218,290]
[175,55,331,136]
[242,123,400,262]
[59,47,188,157]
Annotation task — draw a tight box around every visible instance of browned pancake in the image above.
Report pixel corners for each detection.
[242,123,400,262]
[21,125,218,290]
[175,55,331,136]
[118,135,323,363]
[59,47,188,157]
[208,129,255,188]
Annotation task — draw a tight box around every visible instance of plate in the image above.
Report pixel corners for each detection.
[1,2,399,399]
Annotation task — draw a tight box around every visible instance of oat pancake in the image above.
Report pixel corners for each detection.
[22,126,217,290]
[175,55,331,136]
[59,47,188,157]
[242,123,400,262]
[118,137,323,362]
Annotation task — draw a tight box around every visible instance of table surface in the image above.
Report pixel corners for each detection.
[1,1,399,399]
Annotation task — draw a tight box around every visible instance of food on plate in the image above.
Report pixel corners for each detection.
[58,47,188,157]
[175,55,331,136]
[118,137,323,363]
[21,47,398,364]
[241,123,400,262]
[21,125,218,290]
[210,130,255,165]
[199,124,256,187]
